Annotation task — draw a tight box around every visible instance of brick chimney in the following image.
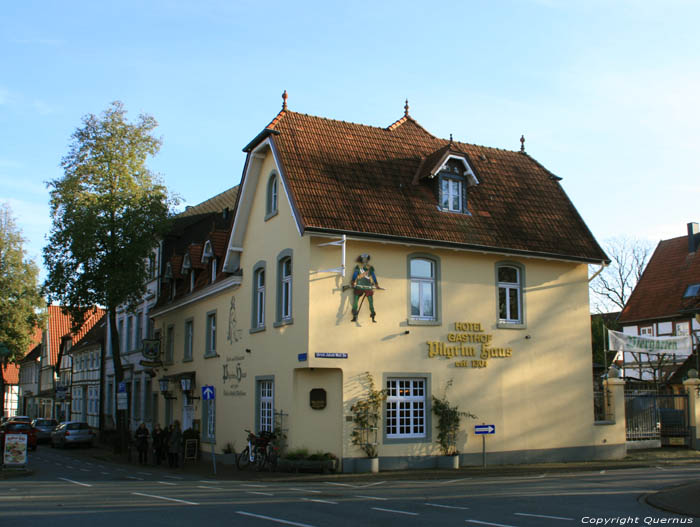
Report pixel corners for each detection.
[688,222,700,253]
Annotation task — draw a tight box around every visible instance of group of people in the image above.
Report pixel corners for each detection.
[134,420,183,468]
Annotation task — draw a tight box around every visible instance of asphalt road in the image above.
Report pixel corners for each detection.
[1,447,697,526]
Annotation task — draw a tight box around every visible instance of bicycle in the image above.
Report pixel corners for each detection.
[236,429,279,471]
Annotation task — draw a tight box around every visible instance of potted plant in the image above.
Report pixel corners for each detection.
[432,381,477,469]
[221,442,236,465]
[350,372,387,473]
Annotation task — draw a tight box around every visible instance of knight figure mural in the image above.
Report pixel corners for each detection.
[350,253,380,323]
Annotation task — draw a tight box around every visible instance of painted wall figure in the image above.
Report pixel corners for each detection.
[350,254,379,322]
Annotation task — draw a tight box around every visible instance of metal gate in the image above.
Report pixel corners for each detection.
[625,392,690,446]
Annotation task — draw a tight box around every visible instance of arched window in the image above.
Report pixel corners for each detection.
[266,174,278,218]
[279,257,292,322]
[497,264,523,325]
[251,262,266,332]
[410,258,435,320]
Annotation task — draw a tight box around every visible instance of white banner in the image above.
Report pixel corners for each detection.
[608,329,692,356]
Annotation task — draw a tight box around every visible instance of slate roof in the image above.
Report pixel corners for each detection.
[248,109,607,264]
[619,235,700,324]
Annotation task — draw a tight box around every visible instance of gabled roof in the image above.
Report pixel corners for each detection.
[46,305,105,365]
[2,364,19,384]
[67,315,106,355]
[619,234,700,324]
[242,107,607,264]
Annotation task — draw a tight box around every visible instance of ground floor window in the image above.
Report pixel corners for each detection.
[386,378,426,439]
[257,379,274,432]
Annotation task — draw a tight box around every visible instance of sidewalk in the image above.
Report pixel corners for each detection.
[68,444,700,517]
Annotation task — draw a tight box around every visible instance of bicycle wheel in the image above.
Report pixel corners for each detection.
[236,446,251,470]
[255,446,268,471]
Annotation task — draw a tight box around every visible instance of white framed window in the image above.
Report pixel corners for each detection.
[441,178,462,212]
[184,319,193,361]
[640,326,654,336]
[205,312,216,357]
[675,321,690,336]
[497,265,522,324]
[258,380,274,432]
[254,268,265,329]
[386,378,426,439]
[279,256,292,322]
[410,257,436,320]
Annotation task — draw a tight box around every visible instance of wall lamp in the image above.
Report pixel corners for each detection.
[180,376,199,399]
[159,377,175,399]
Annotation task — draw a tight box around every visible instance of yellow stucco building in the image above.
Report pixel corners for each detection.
[151,97,623,472]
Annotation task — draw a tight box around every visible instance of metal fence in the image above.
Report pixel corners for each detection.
[624,392,689,445]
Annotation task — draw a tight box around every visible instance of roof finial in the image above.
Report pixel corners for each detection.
[282,90,288,111]
[404,99,410,117]
[449,133,453,145]
[520,134,525,153]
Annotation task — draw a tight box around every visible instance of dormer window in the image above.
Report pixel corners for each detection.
[438,159,472,214]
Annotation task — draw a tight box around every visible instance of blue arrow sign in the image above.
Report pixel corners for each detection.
[474,424,495,435]
[202,385,215,400]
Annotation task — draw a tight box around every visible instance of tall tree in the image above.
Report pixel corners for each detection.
[590,237,653,313]
[44,101,174,449]
[0,203,45,416]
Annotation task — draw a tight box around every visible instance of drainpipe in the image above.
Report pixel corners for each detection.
[588,261,608,283]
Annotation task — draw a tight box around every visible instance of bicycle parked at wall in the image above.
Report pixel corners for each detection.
[236,429,279,471]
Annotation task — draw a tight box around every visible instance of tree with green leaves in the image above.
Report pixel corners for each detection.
[0,202,45,416]
[44,101,175,449]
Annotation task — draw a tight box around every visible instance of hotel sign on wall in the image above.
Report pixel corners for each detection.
[427,322,513,368]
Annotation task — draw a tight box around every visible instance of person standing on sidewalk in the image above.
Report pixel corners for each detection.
[152,423,165,465]
[167,420,182,468]
[135,423,150,465]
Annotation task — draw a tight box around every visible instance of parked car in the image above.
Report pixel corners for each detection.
[0,421,38,451]
[31,419,58,442]
[50,421,95,448]
[8,416,31,423]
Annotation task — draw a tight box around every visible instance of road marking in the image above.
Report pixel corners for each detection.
[197,485,223,490]
[324,482,354,487]
[236,511,317,527]
[425,503,469,510]
[290,488,322,494]
[80,468,91,472]
[200,480,219,483]
[356,495,388,501]
[302,498,338,505]
[132,492,199,505]
[158,481,177,486]
[101,472,110,475]
[58,477,92,488]
[600,470,606,474]
[247,491,275,496]
[514,512,574,521]
[360,481,386,488]
[164,475,184,480]
[372,507,418,516]
[466,520,516,527]
[137,472,152,476]
[127,476,143,481]
[655,466,667,471]
[66,465,74,469]
[440,478,471,484]
[241,483,268,488]
[85,462,94,466]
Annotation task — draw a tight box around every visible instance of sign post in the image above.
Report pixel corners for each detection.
[117,382,128,411]
[474,424,495,468]
[202,385,216,475]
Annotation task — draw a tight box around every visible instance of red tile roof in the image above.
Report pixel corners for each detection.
[250,110,607,264]
[619,235,700,323]
[2,363,19,384]
[46,305,105,365]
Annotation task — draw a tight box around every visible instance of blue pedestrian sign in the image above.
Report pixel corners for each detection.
[202,385,215,400]
[118,382,126,393]
[475,424,495,435]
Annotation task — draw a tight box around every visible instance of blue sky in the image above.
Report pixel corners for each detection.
[2,1,699,275]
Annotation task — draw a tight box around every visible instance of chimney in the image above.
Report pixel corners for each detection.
[688,222,700,253]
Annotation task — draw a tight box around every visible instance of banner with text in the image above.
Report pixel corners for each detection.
[608,329,692,356]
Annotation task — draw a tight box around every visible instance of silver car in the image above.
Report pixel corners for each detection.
[50,421,95,448]
[32,418,58,442]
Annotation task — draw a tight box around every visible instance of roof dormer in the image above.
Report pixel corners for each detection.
[181,254,192,275]
[201,240,214,263]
